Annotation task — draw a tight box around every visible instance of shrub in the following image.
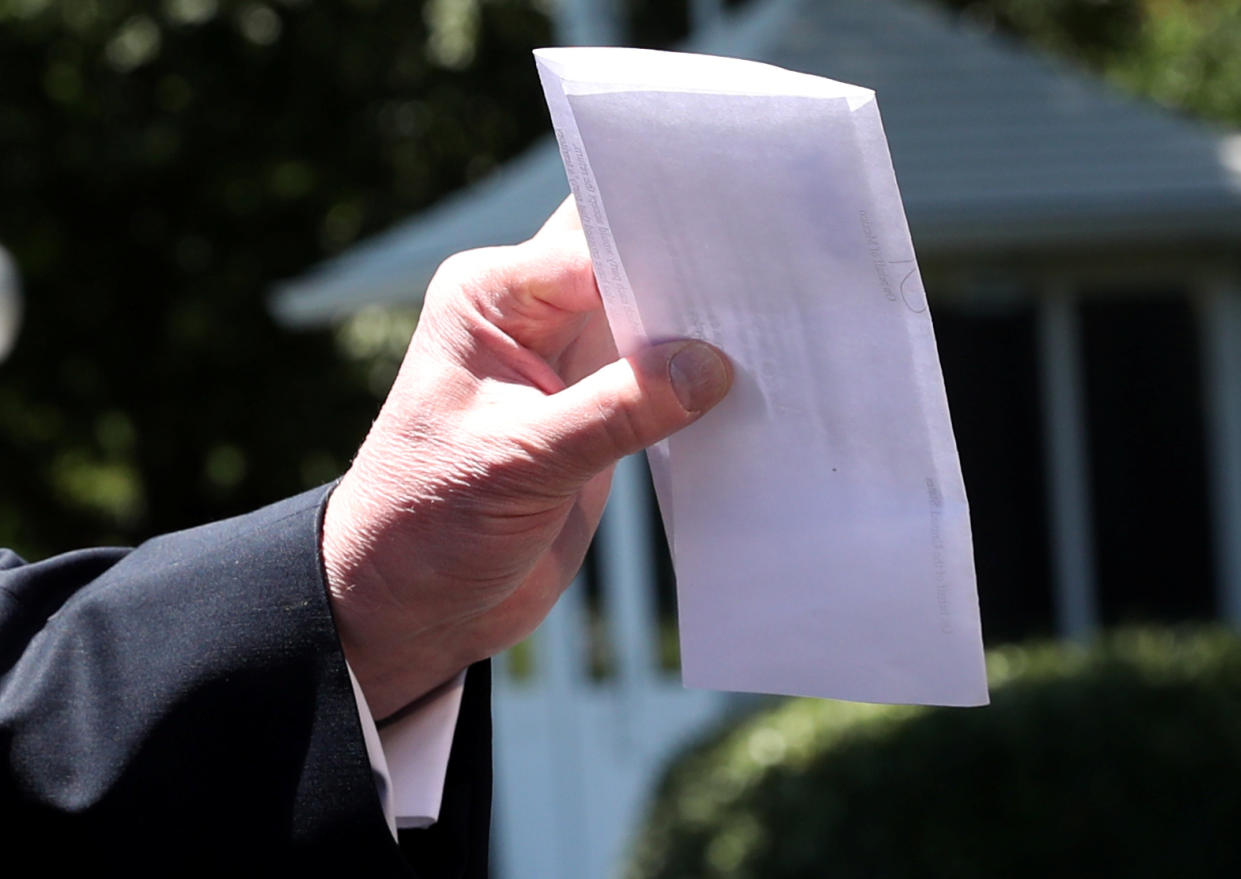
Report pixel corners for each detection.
[628,627,1241,879]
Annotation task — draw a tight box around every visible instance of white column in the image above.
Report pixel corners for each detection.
[597,453,660,689]
[1198,278,1241,625]
[538,577,589,879]
[1037,283,1098,637]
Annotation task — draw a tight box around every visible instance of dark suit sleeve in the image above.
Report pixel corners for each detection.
[0,486,490,877]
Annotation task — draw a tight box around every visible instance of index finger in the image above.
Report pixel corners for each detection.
[537,195,583,236]
[425,218,601,367]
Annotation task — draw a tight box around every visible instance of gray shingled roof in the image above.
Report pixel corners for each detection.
[272,0,1241,326]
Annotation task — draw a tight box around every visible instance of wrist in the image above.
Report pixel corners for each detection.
[322,474,479,719]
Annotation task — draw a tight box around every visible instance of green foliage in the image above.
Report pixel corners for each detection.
[4,0,1237,560]
[628,628,1241,879]
[940,0,1241,126]
[0,0,551,556]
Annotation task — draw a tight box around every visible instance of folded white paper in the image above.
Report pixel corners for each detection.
[536,47,988,706]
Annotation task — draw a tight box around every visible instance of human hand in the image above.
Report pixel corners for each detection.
[322,200,732,719]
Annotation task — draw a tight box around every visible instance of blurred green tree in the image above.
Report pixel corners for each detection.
[939,0,1241,126]
[0,0,552,557]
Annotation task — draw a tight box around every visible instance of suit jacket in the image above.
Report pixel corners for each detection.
[0,486,491,877]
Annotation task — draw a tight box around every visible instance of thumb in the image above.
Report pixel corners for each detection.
[531,340,732,479]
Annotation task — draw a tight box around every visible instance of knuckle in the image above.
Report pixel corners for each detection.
[427,247,511,304]
[562,237,595,278]
[549,234,597,294]
[592,389,644,461]
[466,426,570,504]
[426,250,474,295]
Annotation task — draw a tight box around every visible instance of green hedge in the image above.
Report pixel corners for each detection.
[628,628,1241,879]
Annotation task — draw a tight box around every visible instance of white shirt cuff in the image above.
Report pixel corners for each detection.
[346,665,466,839]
